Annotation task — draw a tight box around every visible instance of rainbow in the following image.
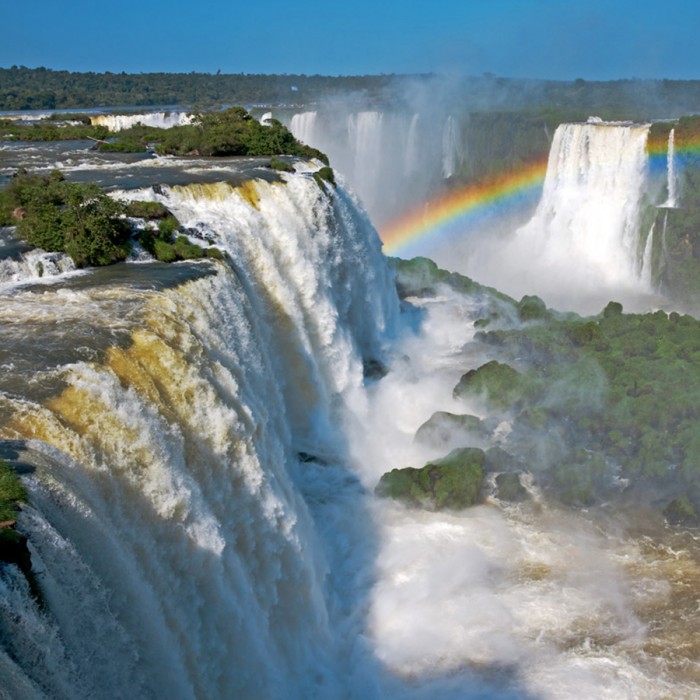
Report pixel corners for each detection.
[380,157,548,257]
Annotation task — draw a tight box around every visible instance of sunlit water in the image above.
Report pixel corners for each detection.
[0,139,698,699]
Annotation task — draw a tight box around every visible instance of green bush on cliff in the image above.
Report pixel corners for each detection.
[0,457,27,561]
[517,294,551,322]
[376,447,485,510]
[392,257,515,306]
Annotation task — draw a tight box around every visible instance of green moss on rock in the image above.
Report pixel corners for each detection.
[414,411,487,446]
[269,157,294,172]
[125,200,173,220]
[517,295,551,322]
[453,360,527,410]
[375,447,485,510]
[313,166,336,188]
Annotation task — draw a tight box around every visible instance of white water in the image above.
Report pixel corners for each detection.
[0,249,76,286]
[287,109,461,226]
[1,145,698,699]
[457,122,656,313]
[441,115,463,179]
[665,128,678,207]
[91,111,194,132]
[641,222,655,287]
[0,172,401,699]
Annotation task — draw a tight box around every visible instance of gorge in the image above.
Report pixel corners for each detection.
[1,104,700,699]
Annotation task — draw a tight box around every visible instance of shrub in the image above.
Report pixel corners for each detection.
[4,171,131,267]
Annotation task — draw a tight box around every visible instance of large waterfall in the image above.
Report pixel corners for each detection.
[2,120,699,699]
[288,109,463,226]
[0,171,399,699]
[457,121,658,313]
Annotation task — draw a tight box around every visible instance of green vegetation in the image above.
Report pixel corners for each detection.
[391,258,700,521]
[649,119,700,308]
[392,256,514,307]
[125,200,172,220]
[0,117,110,142]
[0,458,29,564]
[0,458,40,599]
[312,166,336,188]
[6,68,700,119]
[517,294,552,322]
[414,411,487,446]
[0,459,26,524]
[0,174,222,267]
[0,170,132,266]
[376,447,485,510]
[97,107,328,162]
[268,157,294,172]
[129,200,223,263]
[453,360,529,410]
[0,66,399,110]
[471,303,700,517]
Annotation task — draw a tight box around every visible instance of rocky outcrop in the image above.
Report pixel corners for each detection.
[375,447,485,510]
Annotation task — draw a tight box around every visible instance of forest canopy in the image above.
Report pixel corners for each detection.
[5,67,700,119]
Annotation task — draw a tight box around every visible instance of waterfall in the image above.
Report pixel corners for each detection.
[441,115,463,179]
[289,111,318,147]
[90,111,194,132]
[499,121,653,309]
[0,249,76,286]
[0,172,399,699]
[404,113,420,176]
[284,108,449,227]
[641,222,655,287]
[665,128,678,207]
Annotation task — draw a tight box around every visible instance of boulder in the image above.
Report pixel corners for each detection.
[663,496,699,526]
[453,360,526,410]
[495,472,529,502]
[376,447,485,510]
[414,411,487,446]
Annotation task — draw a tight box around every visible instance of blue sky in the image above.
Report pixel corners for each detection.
[4,0,700,79]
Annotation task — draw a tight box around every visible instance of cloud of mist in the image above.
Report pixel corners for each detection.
[339,286,674,699]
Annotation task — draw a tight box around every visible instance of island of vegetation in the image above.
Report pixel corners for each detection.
[0,106,333,268]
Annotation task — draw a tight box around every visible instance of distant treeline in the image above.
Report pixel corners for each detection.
[0,66,398,110]
[5,66,700,118]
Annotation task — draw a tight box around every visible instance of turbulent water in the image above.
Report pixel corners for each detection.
[0,125,699,699]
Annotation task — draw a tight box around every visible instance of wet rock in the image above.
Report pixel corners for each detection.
[376,447,485,510]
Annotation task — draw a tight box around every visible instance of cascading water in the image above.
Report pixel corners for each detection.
[0,170,399,699]
[665,128,678,207]
[441,115,463,179]
[285,108,456,226]
[461,121,658,313]
[2,123,699,700]
[90,112,194,132]
[289,111,319,148]
[404,113,420,176]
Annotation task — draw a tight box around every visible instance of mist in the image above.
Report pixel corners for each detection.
[281,75,683,315]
